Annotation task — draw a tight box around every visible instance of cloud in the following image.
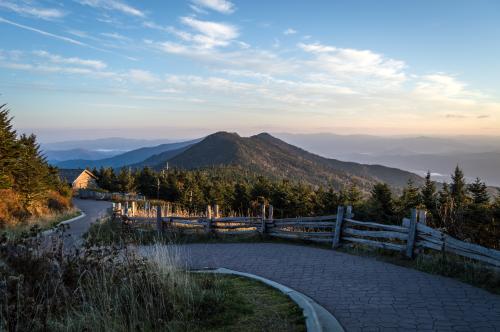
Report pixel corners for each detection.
[283,28,297,35]
[0,17,86,46]
[298,42,336,53]
[414,73,485,101]
[179,16,238,48]
[299,42,406,84]
[191,0,235,14]
[127,69,159,83]
[477,114,490,119]
[100,32,129,41]
[33,50,107,70]
[0,1,65,20]
[76,0,145,17]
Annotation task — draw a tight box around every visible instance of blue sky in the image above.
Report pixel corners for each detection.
[0,0,499,142]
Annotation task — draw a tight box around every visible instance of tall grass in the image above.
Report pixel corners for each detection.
[0,233,229,331]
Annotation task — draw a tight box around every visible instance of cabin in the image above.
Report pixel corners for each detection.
[59,169,99,190]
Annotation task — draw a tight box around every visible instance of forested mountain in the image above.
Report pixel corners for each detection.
[150,132,423,190]
[55,139,200,169]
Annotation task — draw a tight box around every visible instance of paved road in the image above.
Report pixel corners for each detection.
[61,198,112,249]
[148,243,500,332]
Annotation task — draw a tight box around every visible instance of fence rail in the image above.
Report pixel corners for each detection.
[115,202,500,267]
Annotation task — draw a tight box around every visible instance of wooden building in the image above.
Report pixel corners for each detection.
[59,169,99,190]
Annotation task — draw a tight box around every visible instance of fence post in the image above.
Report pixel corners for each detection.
[260,204,266,234]
[406,209,418,258]
[214,204,220,219]
[332,206,344,248]
[418,209,426,225]
[124,201,129,216]
[206,205,213,234]
[156,205,163,234]
[268,205,274,230]
[131,201,136,216]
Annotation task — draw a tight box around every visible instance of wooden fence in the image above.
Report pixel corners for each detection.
[116,203,500,267]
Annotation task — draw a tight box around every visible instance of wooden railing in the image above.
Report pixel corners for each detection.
[116,203,500,267]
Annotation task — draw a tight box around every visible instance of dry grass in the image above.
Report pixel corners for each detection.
[1,229,305,332]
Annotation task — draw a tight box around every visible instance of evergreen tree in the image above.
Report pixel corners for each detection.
[14,134,51,209]
[0,105,19,189]
[399,179,421,214]
[421,171,437,212]
[368,183,395,224]
[451,165,468,209]
[468,177,490,205]
[342,184,363,207]
[466,177,490,227]
[117,168,135,193]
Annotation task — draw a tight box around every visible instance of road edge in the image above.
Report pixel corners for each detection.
[194,267,344,332]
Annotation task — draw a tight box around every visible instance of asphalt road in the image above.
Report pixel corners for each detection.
[61,198,112,250]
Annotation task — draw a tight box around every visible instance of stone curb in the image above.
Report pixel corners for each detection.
[194,267,344,332]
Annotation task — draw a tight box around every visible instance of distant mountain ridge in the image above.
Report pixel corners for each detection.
[274,133,500,186]
[55,139,200,169]
[151,132,423,189]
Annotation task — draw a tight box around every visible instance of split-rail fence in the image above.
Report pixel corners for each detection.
[113,202,500,267]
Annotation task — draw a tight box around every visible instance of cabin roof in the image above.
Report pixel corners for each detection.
[58,169,97,184]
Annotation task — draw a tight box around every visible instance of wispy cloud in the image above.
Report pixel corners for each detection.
[299,42,406,85]
[283,28,297,35]
[191,0,235,14]
[0,1,65,20]
[33,50,107,70]
[0,17,86,46]
[179,16,239,49]
[76,0,145,17]
[127,69,159,83]
[100,32,130,41]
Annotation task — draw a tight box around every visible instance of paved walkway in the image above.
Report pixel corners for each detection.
[151,243,500,332]
[61,198,111,249]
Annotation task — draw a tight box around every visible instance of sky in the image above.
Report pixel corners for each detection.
[0,0,499,142]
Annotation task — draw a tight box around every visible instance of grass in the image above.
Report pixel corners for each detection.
[1,207,82,239]
[1,223,305,332]
[202,275,306,332]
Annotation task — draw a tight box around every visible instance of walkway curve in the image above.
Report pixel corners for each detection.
[146,243,500,332]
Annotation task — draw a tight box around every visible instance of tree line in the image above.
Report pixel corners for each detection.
[92,165,499,249]
[0,105,71,225]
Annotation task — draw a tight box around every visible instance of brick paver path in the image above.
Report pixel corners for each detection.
[166,243,500,332]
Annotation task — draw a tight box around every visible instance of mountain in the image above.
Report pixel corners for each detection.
[42,137,176,152]
[44,148,121,162]
[149,132,422,190]
[344,151,500,187]
[274,133,500,156]
[55,139,200,169]
[273,133,500,186]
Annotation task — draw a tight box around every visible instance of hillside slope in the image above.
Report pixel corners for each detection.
[151,132,422,189]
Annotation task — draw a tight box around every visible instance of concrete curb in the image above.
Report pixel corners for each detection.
[41,211,86,236]
[194,267,344,332]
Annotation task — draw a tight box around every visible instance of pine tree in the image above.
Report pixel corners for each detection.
[14,134,51,209]
[468,177,490,205]
[117,168,135,193]
[466,177,490,227]
[399,178,421,214]
[421,171,437,212]
[0,105,19,189]
[451,165,468,209]
[368,183,395,224]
